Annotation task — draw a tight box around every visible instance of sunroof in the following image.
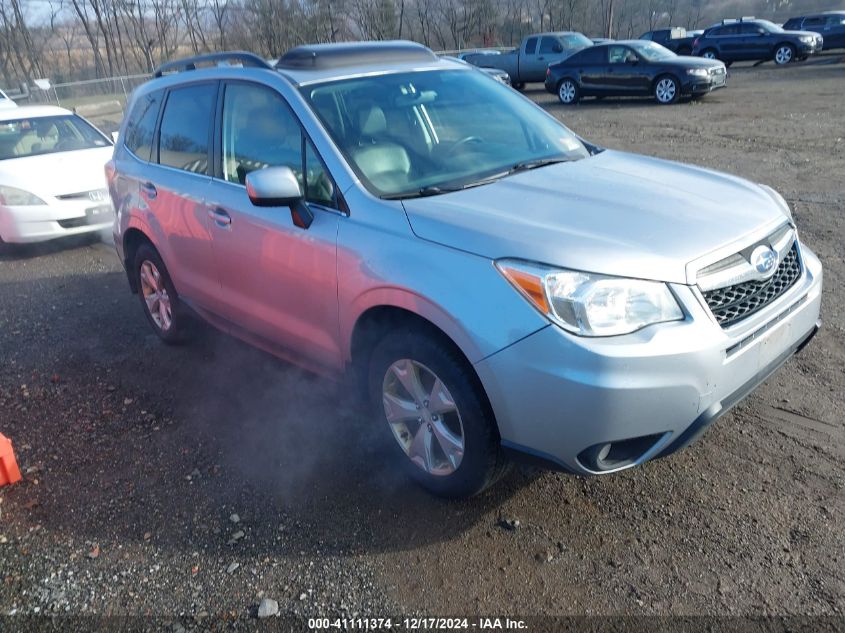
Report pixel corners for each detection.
[276,41,438,70]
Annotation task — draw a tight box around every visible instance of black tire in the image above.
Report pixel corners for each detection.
[701,48,719,61]
[774,43,795,65]
[368,328,509,498]
[133,243,189,344]
[513,81,526,91]
[653,74,680,105]
[556,78,580,105]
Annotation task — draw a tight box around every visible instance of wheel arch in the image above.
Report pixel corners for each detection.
[349,302,500,432]
[122,227,156,293]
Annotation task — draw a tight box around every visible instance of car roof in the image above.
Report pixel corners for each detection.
[0,105,71,121]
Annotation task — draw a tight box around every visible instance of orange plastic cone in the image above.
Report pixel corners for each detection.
[0,433,22,486]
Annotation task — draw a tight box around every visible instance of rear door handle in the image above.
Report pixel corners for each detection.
[208,207,232,227]
[140,182,157,199]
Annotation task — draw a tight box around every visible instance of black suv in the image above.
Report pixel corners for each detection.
[692,18,823,65]
[783,12,845,50]
[639,27,697,55]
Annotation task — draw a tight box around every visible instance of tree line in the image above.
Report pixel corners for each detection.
[0,0,837,85]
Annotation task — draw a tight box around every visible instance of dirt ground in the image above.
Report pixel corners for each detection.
[1,55,843,629]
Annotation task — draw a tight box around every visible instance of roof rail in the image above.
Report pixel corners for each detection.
[720,16,756,25]
[154,51,273,78]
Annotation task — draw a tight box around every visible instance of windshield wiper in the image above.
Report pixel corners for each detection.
[381,158,573,200]
[381,186,454,200]
[507,157,572,173]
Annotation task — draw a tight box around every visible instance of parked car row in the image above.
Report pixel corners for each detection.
[467,11,841,105]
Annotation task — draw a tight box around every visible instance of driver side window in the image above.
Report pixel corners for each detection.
[608,46,636,64]
[221,82,336,208]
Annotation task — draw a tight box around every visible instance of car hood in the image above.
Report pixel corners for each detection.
[660,56,724,70]
[783,29,823,38]
[401,150,788,284]
[0,146,113,198]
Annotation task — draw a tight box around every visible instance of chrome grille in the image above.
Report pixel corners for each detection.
[702,244,801,327]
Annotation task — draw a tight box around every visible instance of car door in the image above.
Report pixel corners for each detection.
[522,36,556,81]
[138,82,219,309]
[823,15,845,48]
[203,81,343,370]
[605,45,646,94]
[739,23,769,59]
[577,46,608,94]
[712,25,740,59]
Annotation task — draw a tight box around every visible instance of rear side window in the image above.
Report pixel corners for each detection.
[803,16,825,27]
[715,25,739,36]
[124,90,162,161]
[539,37,559,54]
[576,47,606,64]
[158,83,216,174]
[525,37,538,54]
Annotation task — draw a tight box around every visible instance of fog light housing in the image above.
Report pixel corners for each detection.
[578,433,669,472]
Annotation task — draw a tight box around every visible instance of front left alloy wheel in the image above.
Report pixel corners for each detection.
[774,44,795,65]
[368,328,509,497]
[654,76,679,104]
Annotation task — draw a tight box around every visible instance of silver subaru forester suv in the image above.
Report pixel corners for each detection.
[108,43,822,497]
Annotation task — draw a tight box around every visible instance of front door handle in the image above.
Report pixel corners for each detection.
[140,181,157,199]
[208,208,232,227]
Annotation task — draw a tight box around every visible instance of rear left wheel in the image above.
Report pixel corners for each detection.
[133,243,190,344]
[368,328,508,498]
[557,78,580,105]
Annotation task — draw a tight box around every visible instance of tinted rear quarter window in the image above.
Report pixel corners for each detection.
[525,37,538,54]
[576,47,606,64]
[158,83,216,174]
[124,90,162,161]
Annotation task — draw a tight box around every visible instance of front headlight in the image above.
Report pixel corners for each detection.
[0,185,46,206]
[687,68,710,77]
[758,183,793,221]
[497,260,684,336]
[799,35,814,44]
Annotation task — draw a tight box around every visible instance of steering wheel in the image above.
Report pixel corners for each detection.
[447,136,484,157]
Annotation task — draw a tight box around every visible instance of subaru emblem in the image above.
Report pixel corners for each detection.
[750,245,778,278]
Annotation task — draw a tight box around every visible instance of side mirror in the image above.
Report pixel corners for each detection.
[245,166,313,229]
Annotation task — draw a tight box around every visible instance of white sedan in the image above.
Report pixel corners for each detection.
[0,105,114,244]
[0,88,17,110]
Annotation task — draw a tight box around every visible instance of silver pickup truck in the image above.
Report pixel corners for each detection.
[464,32,593,87]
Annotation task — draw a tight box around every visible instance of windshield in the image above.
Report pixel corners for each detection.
[0,114,109,160]
[563,33,593,48]
[629,41,677,61]
[303,69,590,198]
[757,20,784,33]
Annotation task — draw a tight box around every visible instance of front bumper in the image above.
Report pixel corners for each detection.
[796,39,823,56]
[475,245,823,475]
[0,202,114,243]
[683,72,727,96]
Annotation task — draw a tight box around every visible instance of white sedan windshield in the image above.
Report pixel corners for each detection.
[304,69,590,197]
[0,115,109,160]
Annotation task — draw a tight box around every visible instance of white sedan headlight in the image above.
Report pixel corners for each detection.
[497,260,684,336]
[687,68,710,77]
[0,185,46,206]
[799,35,814,44]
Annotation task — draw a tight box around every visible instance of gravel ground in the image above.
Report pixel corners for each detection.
[1,55,843,629]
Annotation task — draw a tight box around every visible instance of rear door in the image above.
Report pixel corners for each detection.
[128,82,219,309]
[577,46,608,94]
[203,80,343,370]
